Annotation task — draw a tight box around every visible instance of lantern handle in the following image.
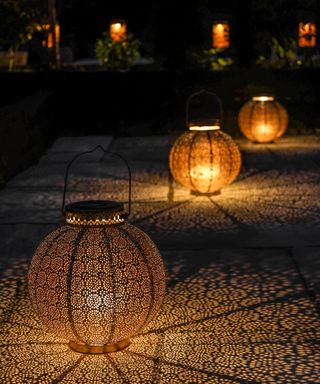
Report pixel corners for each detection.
[61,145,132,217]
[186,89,223,127]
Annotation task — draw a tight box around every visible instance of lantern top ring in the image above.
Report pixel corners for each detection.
[252,96,275,102]
[189,125,220,131]
[65,200,125,226]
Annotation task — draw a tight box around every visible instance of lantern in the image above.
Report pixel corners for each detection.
[238,96,288,143]
[212,21,230,49]
[299,22,316,47]
[169,90,241,195]
[28,148,166,354]
[110,20,127,42]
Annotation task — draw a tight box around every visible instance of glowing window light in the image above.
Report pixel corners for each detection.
[169,90,241,195]
[299,22,316,47]
[238,95,288,143]
[28,148,166,354]
[212,21,230,49]
[36,23,60,49]
[110,20,127,42]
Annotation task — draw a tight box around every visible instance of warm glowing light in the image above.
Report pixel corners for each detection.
[36,23,60,49]
[47,24,60,49]
[190,165,219,181]
[299,22,316,47]
[252,96,274,102]
[189,125,220,131]
[212,21,230,49]
[239,96,288,143]
[110,20,127,41]
[28,200,166,354]
[169,130,241,194]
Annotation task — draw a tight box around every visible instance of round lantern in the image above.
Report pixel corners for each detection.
[238,96,288,143]
[169,90,241,195]
[28,148,166,354]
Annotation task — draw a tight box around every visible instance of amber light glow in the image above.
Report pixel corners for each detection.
[110,20,127,41]
[36,23,60,49]
[212,22,230,49]
[299,22,316,47]
[238,96,288,143]
[189,125,221,131]
[28,200,166,354]
[169,128,241,194]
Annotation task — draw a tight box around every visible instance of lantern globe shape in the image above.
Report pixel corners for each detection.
[169,124,241,194]
[28,200,166,354]
[238,96,288,143]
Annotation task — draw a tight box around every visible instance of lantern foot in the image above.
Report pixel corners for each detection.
[69,338,131,354]
[190,190,221,196]
[252,141,274,144]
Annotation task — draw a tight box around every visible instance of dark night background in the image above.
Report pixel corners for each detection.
[0,0,320,184]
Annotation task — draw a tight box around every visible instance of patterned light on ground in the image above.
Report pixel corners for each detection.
[238,96,288,143]
[169,90,241,195]
[110,20,127,41]
[28,200,166,354]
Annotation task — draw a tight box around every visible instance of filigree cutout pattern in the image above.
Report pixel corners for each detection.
[169,130,241,194]
[28,223,166,347]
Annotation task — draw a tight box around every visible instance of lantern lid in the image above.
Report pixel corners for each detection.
[189,118,221,131]
[64,200,125,226]
[252,95,275,102]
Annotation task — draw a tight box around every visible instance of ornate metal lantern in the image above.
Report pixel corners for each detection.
[169,90,241,195]
[238,96,288,143]
[28,147,166,354]
[212,21,230,49]
[109,19,127,42]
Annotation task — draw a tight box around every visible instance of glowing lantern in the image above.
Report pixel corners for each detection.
[299,22,316,47]
[212,21,230,49]
[169,90,241,195]
[28,148,166,354]
[238,96,288,143]
[110,20,127,41]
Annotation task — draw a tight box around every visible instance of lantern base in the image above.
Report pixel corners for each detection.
[190,190,221,197]
[252,140,274,144]
[69,338,131,354]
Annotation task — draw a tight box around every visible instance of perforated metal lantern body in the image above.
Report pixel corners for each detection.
[28,200,166,354]
[238,96,288,143]
[169,127,241,194]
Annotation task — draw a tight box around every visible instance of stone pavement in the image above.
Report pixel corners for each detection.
[0,135,320,383]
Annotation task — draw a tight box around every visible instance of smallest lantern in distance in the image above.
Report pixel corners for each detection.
[238,96,288,143]
[110,20,127,42]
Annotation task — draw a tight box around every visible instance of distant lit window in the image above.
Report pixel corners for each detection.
[212,22,230,49]
[299,22,316,47]
[110,20,127,41]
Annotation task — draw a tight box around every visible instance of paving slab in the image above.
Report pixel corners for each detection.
[47,136,114,154]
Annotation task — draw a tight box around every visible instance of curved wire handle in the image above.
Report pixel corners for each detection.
[186,89,223,127]
[61,145,131,217]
